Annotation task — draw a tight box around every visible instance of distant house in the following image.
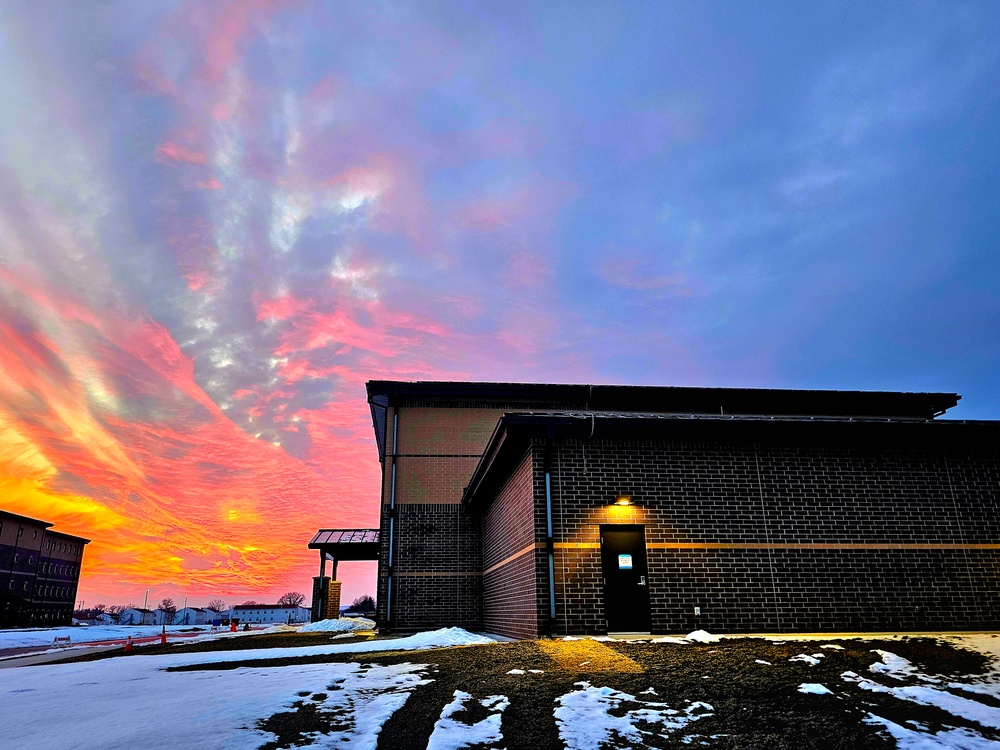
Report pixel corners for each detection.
[174,607,203,625]
[233,604,310,624]
[153,608,178,626]
[203,607,229,623]
[96,611,118,625]
[120,607,156,626]
[174,607,221,625]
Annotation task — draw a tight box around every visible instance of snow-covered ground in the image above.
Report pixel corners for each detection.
[4,628,1000,749]
[0,624,211,650]
[0,627,495,750]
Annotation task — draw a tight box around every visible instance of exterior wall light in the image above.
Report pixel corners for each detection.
[614,494,632,506]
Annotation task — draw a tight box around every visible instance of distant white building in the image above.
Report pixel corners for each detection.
[233,604,310,624]
[173,607,228,625]
[95,612,118,625]
[173,607,204,625]
[120,607,156,625]
[153,608,177,626]
[203,607,229,623]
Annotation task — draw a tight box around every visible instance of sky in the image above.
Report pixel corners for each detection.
[1,1,998,609]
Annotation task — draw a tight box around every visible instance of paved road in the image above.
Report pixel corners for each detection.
[0,629,241,668]
[0,645,122,668]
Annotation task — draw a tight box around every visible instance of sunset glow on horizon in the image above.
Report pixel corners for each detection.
[2,1,999,608]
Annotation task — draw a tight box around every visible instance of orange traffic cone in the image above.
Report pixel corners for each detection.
[124,635,133,653]
[160,625,167,645]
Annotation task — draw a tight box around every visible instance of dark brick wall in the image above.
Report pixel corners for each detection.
[482,451,538,638]
[378,502,482,631]
[541,436,1000,634]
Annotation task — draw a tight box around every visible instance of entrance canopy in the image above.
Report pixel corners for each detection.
[309,529,380,579]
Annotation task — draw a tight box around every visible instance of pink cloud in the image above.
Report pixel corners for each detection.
[200,0,295,84]
[457,173,578,231]
[155,140,209,165]
[505,251,553,288]
[256,293,312,321]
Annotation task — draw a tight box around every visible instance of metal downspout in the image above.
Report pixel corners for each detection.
[386,410,398,625]
[545,444,556,629]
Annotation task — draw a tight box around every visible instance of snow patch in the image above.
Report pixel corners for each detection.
[870,649,924,681]
[865,713,1000,750]
[789,653,824,665]
[300,616,375,633]
[555,681,713,749]
[821,644,844,650]
[798,683,833,695]
[506,669,525,675]
[755,659,772,665]
[685,630,721,643]
[427,690,509,750]
[850,676,1000,730]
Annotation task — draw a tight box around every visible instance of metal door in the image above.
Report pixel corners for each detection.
[600,525,651,632]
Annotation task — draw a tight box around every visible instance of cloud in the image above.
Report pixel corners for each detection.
[155,140,210,165]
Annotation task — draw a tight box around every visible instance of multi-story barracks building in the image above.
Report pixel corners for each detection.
[309,381,1000,639]
[0,510,90,628]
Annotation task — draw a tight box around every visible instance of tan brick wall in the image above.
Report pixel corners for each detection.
[395,407,503,456]
[394,456,482,505]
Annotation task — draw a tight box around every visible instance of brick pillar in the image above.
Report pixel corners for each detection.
[312,576,330,621]
[326,580,342,619]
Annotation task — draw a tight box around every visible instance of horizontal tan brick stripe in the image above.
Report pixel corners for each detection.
[553,542,1000,550]
[393,571,482,577]
[399,542,1000,577]
[483,542,544,576]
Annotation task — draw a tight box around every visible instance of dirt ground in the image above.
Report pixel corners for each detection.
[147,633,998,749]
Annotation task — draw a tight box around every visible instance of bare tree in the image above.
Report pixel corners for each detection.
[158,597,177,624]
[73,603,109,619]
[276,591,305,608]
[241,600,260,606]
[349,595,375,612]
[106,604,128,618]
[206,599,228,611]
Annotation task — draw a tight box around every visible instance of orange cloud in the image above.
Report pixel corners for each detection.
[0,268,378,606]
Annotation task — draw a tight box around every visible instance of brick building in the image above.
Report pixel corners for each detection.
[0,510,90,628]
[336,381,1000,638]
